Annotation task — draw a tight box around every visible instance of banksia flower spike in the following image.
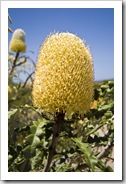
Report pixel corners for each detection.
[9,29,26,75]
[9,29,26,53]
[32,32,94,116]
[32,32,94,172]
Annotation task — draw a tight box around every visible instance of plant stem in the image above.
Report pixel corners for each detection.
[43,112,65,172]
[9,51,19,75]
[22,71,34,88]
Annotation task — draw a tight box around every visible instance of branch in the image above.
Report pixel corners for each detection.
[97,140,114,159]
[9,55,28,77]
[85,118,106,138]
[15,57,27,67]
[43,112,65,172]
[9,52,20,76]
[22,71,34,88]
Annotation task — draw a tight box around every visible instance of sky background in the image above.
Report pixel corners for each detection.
[8,8,114,81]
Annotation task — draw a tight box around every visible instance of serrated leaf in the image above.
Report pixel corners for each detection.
[17,159,31,172]
[31,118,48,137]
[90,156,98,165]
[33,118,49,127]
[30,125,37,134]
[30,125,43,136]
[72,137,92,157]
[22,145,36,158]
[98,103,114,112]
[104,111,113,118]
[72,137,107,172]
[26,134,40,147]
[8,109,18,119]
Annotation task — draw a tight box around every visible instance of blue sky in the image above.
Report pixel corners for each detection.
[8,8,114,81]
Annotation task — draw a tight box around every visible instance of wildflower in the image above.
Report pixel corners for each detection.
[9,29,26,53]
[32,32,94,116]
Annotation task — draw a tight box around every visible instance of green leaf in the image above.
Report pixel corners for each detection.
[31,124,42,135]
[72,137,108,172]
[24,104,33,108]
[26,134,40,147]
[8,154,13,161]
[98,103,114,112]
[33,118,49,127]
[9,146,17,155]
[17,159,31,172]
[30,118,49,137]
[96,160,107,171]
[30,125,37,134]
[72,137,94,170]
[54,161,71,172]
[105,166,113,172]
[22,118,49,161]
[108,81,114,87]
[73,138,92,157]
[101,85,109,90]
[8,109,18,119]
[22,145,36,158]
[90,156,98,165]
[104,111,113,118]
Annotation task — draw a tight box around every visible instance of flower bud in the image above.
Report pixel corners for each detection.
[9,29,26,53]
[32,32,94,116]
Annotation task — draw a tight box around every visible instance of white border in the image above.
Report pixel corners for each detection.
[1,0,122,181]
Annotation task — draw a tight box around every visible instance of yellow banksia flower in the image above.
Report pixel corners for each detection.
[9,29,26,53]
[32,32,94,116]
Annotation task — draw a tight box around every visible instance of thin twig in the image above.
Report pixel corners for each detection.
[97,140,114,159]
[85,119,107,138]
[22,71,34,88]
[15,57,27,67]
[9,55,28,76]
[9,52,20,76]
[43,112,65,172]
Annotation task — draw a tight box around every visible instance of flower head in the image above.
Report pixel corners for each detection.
[32,32,94,116]
[9,29,26,53]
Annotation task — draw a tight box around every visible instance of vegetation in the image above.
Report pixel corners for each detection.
[8,18,114,172]
[8,70,114,172]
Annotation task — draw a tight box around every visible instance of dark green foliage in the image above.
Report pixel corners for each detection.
[8,80,114,172]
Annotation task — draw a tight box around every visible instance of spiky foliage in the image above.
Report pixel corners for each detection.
[32,32,94,116]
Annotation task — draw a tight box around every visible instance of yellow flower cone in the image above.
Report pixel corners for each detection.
[9,29,26,53]
[32,32,94,116]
